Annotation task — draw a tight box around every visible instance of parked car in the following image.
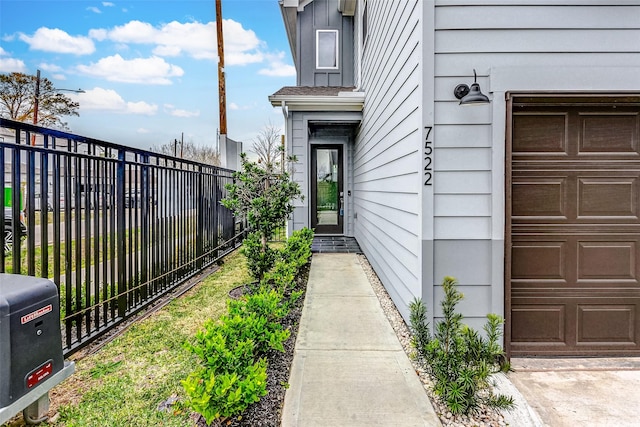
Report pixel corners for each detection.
[3,207,27,254]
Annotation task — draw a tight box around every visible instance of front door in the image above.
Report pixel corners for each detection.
[311,146,343,234]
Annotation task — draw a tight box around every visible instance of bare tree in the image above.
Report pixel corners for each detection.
[0,72,79,129]
[153,139,220,166]
[251,122,284,171]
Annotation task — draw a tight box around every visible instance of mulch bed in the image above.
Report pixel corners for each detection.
[194,263,310,427]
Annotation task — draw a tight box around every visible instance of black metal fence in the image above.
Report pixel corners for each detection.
[0,118,244,357]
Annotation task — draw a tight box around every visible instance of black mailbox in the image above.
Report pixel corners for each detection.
[0,274,64,407]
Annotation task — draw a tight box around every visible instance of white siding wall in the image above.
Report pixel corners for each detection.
[355,0,423,320]
[433,1,640,325]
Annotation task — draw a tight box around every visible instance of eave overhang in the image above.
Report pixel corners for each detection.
[269,91,365,112]
[338,0,356,16]
[279,0,299,68]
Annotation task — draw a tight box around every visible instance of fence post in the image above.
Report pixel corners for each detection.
[11,142,21,272]
[196,165,204,269]
[141,153,149,300]
[116,149,127,318]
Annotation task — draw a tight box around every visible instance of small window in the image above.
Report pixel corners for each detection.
[316,30,339,69]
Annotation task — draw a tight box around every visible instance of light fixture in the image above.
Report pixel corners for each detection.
[453,69,490,106]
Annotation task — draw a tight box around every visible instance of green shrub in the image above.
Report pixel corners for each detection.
[282,228,313,269]
[226,287,291,354]
[409,276,514,415]
[241,231,278,282]
[182,228,313,424]
[183,288,292,424]
[181,358,267,424]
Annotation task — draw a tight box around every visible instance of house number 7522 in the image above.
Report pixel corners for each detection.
[424,126,433,186]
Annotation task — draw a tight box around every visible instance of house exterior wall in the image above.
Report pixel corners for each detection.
[285,110,360,237]
[297,0,355,87]
[278,0,640,339]
[353,0,426,321]
[432,0,640,331]
[351,0,640,330]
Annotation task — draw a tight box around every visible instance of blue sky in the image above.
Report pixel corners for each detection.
[0,0,295,152]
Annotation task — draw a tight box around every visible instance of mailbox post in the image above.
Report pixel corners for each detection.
[0,274,75,424]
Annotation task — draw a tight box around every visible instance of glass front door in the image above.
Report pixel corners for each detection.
[311,146,343,234]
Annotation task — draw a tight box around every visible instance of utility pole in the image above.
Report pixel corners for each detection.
[216,0,227,135]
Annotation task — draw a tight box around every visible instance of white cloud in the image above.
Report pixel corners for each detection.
[223,19,262,58]
[88,29,108,41]
[0,57,26,72]
[93,18,262,65]
[127,101,157,115]
[137,128,150,134]
[38,63,66,80]
[102,2,115,6]
[87,6,101,14]
[227,51,263,66]
[39,63,63,72]
[76,87,157,115]
[107,20,156,43]
[19,28,95,55]
[228,102,252,111]
[76,54,183,84]
[163,103,199,117]
[258,52,296,77]
[0,48,27,72]
[169,108,200,118]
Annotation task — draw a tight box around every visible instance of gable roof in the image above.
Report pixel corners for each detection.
[279,0,356,72]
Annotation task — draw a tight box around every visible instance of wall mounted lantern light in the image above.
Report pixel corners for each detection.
[453,69,490,106]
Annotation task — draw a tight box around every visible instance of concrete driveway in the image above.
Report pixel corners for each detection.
[507,357,640,427]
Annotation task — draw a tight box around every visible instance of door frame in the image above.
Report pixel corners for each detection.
[310,144,344,235]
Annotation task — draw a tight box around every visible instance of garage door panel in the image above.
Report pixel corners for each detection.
[579,113,640,154]
[511,297,640,353]
[512,241,566,280]
[513,113,568,153]
[578,241,636,281]
[578,178,638,218]
[577,304,636,344]
[512,305,566,343]
[512,178,567,218]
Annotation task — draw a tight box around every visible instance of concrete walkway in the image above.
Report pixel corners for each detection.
[282,253,441,426]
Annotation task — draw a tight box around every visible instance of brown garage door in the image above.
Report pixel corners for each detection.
[508,95,640,356]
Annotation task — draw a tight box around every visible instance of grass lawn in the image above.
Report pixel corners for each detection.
[34,249,251,427]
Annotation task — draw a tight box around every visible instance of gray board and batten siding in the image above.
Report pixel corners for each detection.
[297,0,355,87]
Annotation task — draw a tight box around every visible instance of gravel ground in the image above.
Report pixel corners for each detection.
[357,254,509,427]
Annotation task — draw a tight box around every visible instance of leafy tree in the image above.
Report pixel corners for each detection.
[0,72,80,130]
[251,122,283,171]
[153,139,220,166]
[221,152,302,281]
